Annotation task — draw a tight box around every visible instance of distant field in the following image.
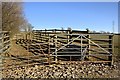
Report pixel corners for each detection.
[113,34,120,61]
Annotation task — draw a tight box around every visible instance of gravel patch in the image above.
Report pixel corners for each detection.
[2,62,119,78]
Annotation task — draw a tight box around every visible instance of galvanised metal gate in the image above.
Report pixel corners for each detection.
[32,29,113,65]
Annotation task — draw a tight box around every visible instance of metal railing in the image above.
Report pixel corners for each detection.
[32,29,113,65]
[14,29,114,65]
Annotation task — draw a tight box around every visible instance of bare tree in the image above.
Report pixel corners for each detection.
[67,27,72,31]
[20,22,33,32]
[2,2,26,37]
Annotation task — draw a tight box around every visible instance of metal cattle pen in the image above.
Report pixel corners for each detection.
[16,29,114,65]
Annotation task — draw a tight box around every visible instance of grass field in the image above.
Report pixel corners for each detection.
[113,34,120,61]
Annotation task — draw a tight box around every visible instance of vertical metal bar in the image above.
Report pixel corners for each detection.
[39,30,41,41]
[112,35,114,65]
[81,35,83,60]
[48,36,51,65]
[55,35,57,62]
[69,30,72,42]
[39,31,41,41]
[27,34,29,68]
[82,35,110,54]
[88,34,91,60]
[0,32,3,78]
[70,56,71,61]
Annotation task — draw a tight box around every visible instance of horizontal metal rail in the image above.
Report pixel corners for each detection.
[47,33,114,36]
[49,53,112,58]
[0,31,10,54]
[14,30,114,65]
[82,35,111,54]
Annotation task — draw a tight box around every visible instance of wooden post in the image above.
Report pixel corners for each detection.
[40,30,41,41]
[67,30,70,44]
[88,34,91,60]
[16,34,18,44]
[69,30,72,61]
[45,29,46,36]
[108,35,113,66]
[26,32,27,40]
[87,29,90,60]
[70,30,72,42]
[28,32,30,52]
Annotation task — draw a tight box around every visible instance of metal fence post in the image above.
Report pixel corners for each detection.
[81,35,83,60]
[0,31,3,79]
[67,30,70,43]
[48,35,51,65]
[88,34,91,60]
[108,35,113,65]
[55,35,57,62]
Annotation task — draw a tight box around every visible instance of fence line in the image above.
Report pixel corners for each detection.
[15,29,114,65]
[0,31,10,54]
